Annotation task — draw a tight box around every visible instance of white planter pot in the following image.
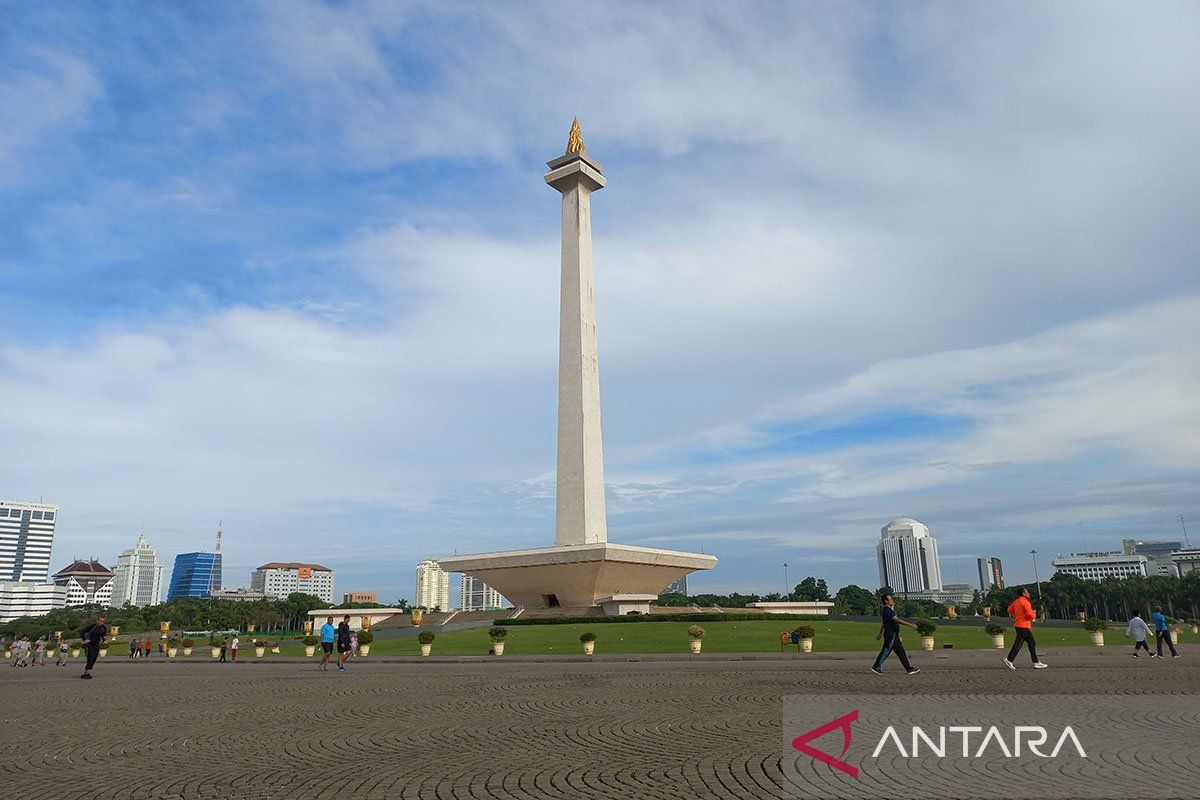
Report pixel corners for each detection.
[46,649,56,659]
[272,646,281,654]
[210,647,220,659]
[71,648,80,658]
[492,641,505,656]
[582,641,595,655]
[255,647,266,658]
[168,648,177,658]
[420,643,432,657]
[689,640,703,654]
[1192,625,1198,634]
[359,644,370,656]
[990,634,1005,649]
[3,650,9,659]
[182,647,192,656]
[800,639,813,653]
[1089,631,1105,647]
[304,645,316,657]
[920,636,935,651]
[99,648,108,658]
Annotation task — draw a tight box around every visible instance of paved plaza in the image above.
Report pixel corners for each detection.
[2,645,1197,799]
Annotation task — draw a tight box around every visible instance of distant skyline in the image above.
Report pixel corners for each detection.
[3,3,1198,600]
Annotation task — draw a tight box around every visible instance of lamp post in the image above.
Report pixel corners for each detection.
[783,563,790,599]
[1031,549,1043,610]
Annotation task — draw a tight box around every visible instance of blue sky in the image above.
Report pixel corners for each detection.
[2,2,1199,602]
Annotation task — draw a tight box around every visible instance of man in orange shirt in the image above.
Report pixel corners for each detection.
[1004,587,1047,669]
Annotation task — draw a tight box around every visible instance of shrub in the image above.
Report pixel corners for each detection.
[984,624,1006,637]
[417,631,435,645]
[488,626,508,642]
[302,635,318,646]
[254,640,269,648]
[210,637,226,647]
[579,632,596,643]
[793,625,816,639]
[357,629,374,645]
[182,638,195,647]
[1083,618,1109,632]
[492,612,824,626]
[687,625,706,640]
[167,637,181,647]
[915,619,938,637]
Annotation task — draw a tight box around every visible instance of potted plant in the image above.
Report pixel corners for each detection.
[793,625,816,653]
[1083,617,1107,646]
[417,630,435,656]
[1191,619,1199,635]
[916,618,938,651]
[182,638,195,656]
[580,631,596,655]
[71,642,81,658]
[411,607,425,627]
[166,637,180,658]
[99,641,109,658]
[489,626,508,656]
[271,642,281,654]
[302,635,318,657]
[984,623,1006,649]
[687,625,706,654]
[210,636,225,659]
[357,629,373,656]
[254,640,268,658]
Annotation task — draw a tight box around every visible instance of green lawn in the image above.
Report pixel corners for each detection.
[76,622,1196,659]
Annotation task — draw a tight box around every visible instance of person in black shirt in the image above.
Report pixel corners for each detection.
[79,615,107,680]
[336,615,353,672]
[871,595,920,675]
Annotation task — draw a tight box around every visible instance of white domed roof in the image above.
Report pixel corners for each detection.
[881,517,930,539]
[887,517,923,527]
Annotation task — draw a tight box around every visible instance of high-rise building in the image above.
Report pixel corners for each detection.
[415,558,450,611]
[251,562,335,603]
[0,582,67,623]
[53,559,114,607]
[990,557,1004,589]
[664,575,688,596]
[111,535,165,607]
[461,575,506,611]
[1123,539,1183,577]
[1051,551,1148,581]
[0,500,59,583]
[976,557,1004,591]
[167,551,223,599]
[876,518,943,595]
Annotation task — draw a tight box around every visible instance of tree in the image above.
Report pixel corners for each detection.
[791,577,830,602]
[833,584,877,615]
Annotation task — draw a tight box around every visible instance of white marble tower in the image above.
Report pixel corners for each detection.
[545,119,608,546]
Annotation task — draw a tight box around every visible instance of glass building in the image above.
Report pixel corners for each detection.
[167,551,222,599]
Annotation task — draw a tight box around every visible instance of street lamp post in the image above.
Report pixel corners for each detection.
[1031,549,1043,610]
[783,563,790,599]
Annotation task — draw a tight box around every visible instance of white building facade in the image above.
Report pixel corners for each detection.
[1,501,58,583]
[53,559,114,607]
[461,574,506,611]
[0,582,67,623]
[1051,552,1148,581]
[415,558,450,611]
[876,518,943,595]
[111,535,165,607]
[250,563,334,603]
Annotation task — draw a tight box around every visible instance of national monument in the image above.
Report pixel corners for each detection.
[437,121,717,614]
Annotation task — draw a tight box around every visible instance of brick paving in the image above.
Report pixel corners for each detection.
[1,645,1196,799]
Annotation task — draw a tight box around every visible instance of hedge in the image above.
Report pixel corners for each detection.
[492,613,825,626]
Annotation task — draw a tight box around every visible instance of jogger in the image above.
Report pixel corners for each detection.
[1126,612,1152,658]
[1152,608,1180,658]
[1004,587,1047,669]
[79,616,107,679]
[870,594,920,675]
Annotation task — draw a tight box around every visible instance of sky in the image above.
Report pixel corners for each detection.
[2,2,1198,603]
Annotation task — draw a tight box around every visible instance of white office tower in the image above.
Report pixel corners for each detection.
[0,501,58,583]
[876,518,943,594]
[111,535,165,607]
[461,574,506,611]
[415,558,450,611]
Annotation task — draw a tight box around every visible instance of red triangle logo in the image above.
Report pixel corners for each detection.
[791,709,859,779]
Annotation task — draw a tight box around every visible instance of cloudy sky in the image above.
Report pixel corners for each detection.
[3,2,1198,602]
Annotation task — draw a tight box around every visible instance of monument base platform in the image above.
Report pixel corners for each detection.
[437,543,716,611]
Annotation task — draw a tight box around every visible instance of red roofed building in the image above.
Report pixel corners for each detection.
[53,559,115,607]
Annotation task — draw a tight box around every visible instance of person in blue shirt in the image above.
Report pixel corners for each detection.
[870,593,920,675]
[319,616,337,671]
[1151,608,1180,659]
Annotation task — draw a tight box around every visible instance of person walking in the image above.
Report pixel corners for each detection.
[320,616,336,671]
[870,594,920,675]
[79,616,107,679]
[350,631,359,658]
[1152,607,1180,659]
[56,639,70,667]
[336,615,353,672]
[1126,611,1153,658]
[218,638,228,663]
[12,636,32,667]
[31,636,47,666]
[1003,587,1047,669]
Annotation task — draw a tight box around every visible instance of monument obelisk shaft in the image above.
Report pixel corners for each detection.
[545,119,608,546]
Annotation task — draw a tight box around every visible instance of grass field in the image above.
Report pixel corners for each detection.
[81,621,1197,660]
